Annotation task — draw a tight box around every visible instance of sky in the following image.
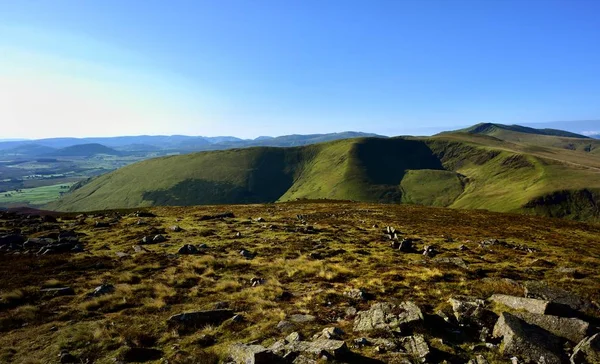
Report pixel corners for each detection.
[1,0,600,139]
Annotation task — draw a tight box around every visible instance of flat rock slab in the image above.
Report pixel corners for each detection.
[523,281,592,314]
[493,312,566,364]
[229,343,283,364]
[489,294,571,317]
[168,309,234,328]
[289,314,316,323]
[354,301,423,333]
[513,311,591,343]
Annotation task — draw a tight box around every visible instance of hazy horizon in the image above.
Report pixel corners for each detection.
[2,1,599,139]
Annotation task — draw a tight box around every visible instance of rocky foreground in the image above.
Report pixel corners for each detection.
[0,203,599,363]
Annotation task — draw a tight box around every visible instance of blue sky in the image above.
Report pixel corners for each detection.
[1,0,599,138]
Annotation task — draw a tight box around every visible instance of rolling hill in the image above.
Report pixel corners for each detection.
[46,124,600,221]
[49,143,122,157]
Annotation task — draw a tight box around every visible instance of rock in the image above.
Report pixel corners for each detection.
[489,294,571,316]
[449,296,486,322]
[353,337,370,348]
[240,249,254,259]
[493,312,566,364]
[571,333,600,364]
[371,338,400,352]
[255,217,265,222]
[277,320,296,333]
[354,301,424,333]
[59,350,78,364]
[250,277,265,287]
[231,314,244,323]
[152,234,166,243]
[513,311,591,343]
[229,343,282,364]
[402,335,430,362]
[423,245,437,257]
[121,347,163,362]
[433,257,468,269]
[94,221,110,228]
[41,287,75,297]
[343,288,369,301]
[523,281,593,314]
[135,211,156,218]
[168,309,234,329]
[286,332,302,343]
[115,252,130,258]
[89,284,115,297]
[178,244,199,255]
[71,244,84,253]
[170,225,182,232]
[198,212,235,221]
[313,327,344,340]
[345,307,357,317]
[399,238,414,252]
[467,355,489,364]
[283,339,349,360]
[194,334,215,348]
[289,314,316,323]
[132,245,148,253]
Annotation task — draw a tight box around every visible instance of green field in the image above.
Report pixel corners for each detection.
[0,183,75,207]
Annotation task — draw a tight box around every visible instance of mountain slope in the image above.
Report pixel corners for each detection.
[459,122,590,139]
[50,143,122,157]
[46,130,600,221]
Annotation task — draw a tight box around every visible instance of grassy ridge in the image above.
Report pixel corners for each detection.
[46,134,600,221]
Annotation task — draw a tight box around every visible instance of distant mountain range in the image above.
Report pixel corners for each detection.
[47,122,600,222]
[0,132,382,157]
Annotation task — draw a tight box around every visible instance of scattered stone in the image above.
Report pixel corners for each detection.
[135,211,156,218]
[250,277,265,287]
[41,287,75,297]
[214,301,229,309]
[286,332,302,343]
[170,225,182,232]
[353,337,370,348]
[343,288,369,301]
[313,327,344,341]
[345,307,357,317]
[115,252,129,258]
[458,244,467,251]
[198,212,234,221]
[141,234,166,244]
[94,221,110,228]
[194,334,216,348]
[178,244,199,255]
[133,245,148,253]
[512,311,591,343]
[289,314,316,324]
[523,281,592,314]
[490,294,575,317]
[399,238,415,252]
[401,335,430,362]
[433,256,468,269]
[168,309,235,329]
[354,301,424,333]
[232,314,244,323]
[571,333,600,364]
[89,284,115,297]
[255,217,266,222]
[240,249,255,259]
[466,354,489,364]
[59,350,78,364]
[229,343,282,364]
[277,320,296,333]
[422,245,437,257]
[493,312,565,364]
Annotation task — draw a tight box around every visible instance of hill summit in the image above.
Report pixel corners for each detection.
[454,122,590,139]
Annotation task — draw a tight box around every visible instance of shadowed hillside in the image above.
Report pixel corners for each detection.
[45,128,600,221]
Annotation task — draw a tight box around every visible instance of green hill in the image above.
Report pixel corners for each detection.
[50,143,122,157]
[46,126,600,221]
[458,122,590,139]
